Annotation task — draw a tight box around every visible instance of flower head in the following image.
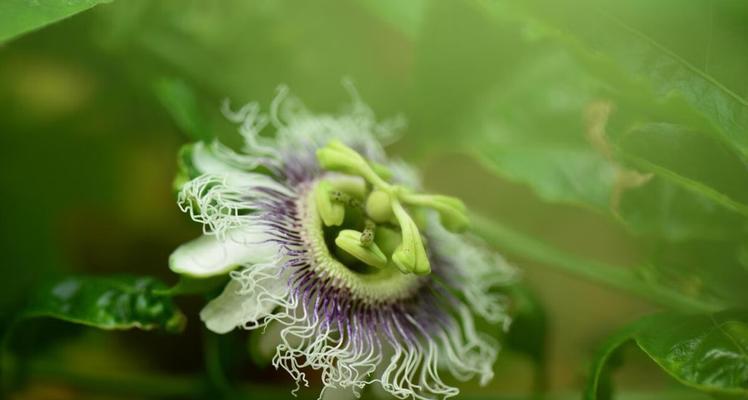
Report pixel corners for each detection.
[170,85,518,399]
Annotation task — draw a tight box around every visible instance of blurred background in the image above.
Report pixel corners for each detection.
[1,0,746,399]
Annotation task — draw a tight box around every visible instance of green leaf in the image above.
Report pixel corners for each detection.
[478,0,748,162]
[637,311,748,396]
[465,49,614,210]
[153,77,212,142]
[355,0,427,40]
[644,240,748,313]
[619,177,744,242]
[616,123,748,218]
[586,311,748,399]
[0,0,111,43]
[23,275,186,333]
[464,48,744,241]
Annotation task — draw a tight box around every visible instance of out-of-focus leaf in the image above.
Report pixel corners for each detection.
[465,49,613,210]
[643,241,748,309]
[0,0,111,43]
[505,285,548,393]
[619,177,744,242]
[154,78,212,142]
[478,0,748,161]
[24,275,186,333]
[404,0,519,155]
[585,311,748,399]
[464,49,745,242]
[96,0,413,116]
[355,0,427,40]
[616,123,748,218]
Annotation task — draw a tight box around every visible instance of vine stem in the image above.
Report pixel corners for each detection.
[470,214,724,313]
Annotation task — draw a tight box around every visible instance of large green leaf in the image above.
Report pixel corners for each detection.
[354,0,427,40]
[478,0,748,162]
[23,275,186,333]
[585,311,748,399]
[616,123,748,218]
[0,0,111,43]
[643,240,748,310]
[464,49,613,210]
[463,48,745,242]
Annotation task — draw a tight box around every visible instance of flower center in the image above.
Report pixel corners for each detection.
[298,180,423,304]
[314,140,470,276]
[291,140,473,303]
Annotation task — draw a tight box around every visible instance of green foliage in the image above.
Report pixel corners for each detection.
[2,0,748,398]
[586,311,748,399]
[0,0,111,43]
[479,0,748,161]
[154,78,212,142]
[23,275,186,333]
[461,37,746,242]
[463,49,612,211]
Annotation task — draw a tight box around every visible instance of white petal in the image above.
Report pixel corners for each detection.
[169,229,277,277]
[192,142,241,176]
[200,274,289,334]
[321,386,358,400]
[199,280,247,334]
[192,142,292,195]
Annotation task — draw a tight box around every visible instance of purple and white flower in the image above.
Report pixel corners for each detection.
[170,85,518,399]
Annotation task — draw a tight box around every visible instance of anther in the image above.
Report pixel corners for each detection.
[360,220,376,247]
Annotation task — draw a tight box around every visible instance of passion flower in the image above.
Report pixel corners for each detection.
[170,85,517,399]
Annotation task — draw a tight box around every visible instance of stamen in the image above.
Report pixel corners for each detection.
[315,140,469,276]
[334,229,388,269]
[314,181,344,226]
[400,193,470,233]
[316,140,389,189]
[360,220,375,247]
[391,197,430,275]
